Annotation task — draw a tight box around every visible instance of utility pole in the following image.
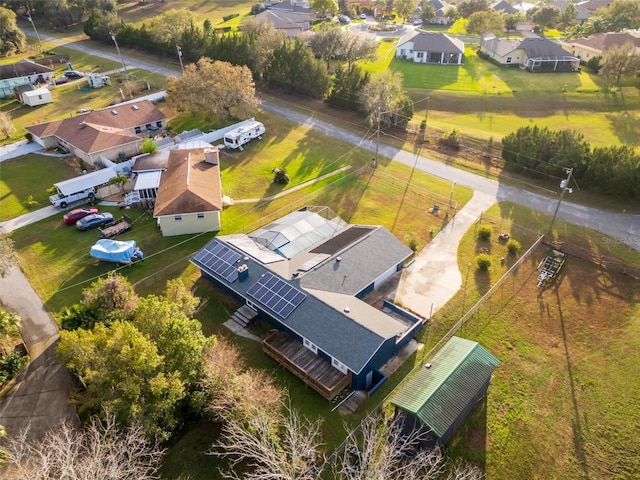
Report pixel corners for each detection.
[547,168,573,237]
[26,8,42,52]
[109,31,128,80]
[449,180,457,211]
[423,96,430,143]
[177,45,184,74]
[374,105,380,168]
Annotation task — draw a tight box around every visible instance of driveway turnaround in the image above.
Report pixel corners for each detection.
[0,265,79,440]
[395,191,497,317]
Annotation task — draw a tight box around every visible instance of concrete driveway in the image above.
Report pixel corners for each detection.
[0,265,79,440]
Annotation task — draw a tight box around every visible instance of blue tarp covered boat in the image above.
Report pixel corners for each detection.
[90,239,143,264]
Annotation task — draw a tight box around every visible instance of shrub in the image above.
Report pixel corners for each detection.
[273,168,290,184]
[223,13,239,22]
[477,225,492,240]
[2,351,28,377]
[585,55,602,74]
[476,254,491,270]
[409,238,418,251]
[24,195,39,208]
[25,132,33,142]
[506,239,521,254]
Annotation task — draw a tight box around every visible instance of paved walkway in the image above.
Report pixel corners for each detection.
[0,140,42,162]
[0,265,79,440]
[394,191,497,317]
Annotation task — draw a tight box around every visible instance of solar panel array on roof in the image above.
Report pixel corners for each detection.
[247,272,306,318]
[192,241,241,282]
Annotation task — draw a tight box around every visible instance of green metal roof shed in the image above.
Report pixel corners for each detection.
[391,336,500,444]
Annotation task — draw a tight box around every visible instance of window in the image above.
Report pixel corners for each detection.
[416,52,424,59]
[156,121,162,128]
[174,215,182,222]
[331,358,348,374]
[303,338,318,354]
[515,56,520,60]
[197,213,205,219]
[506,57,512,64]
[135,126,142,134]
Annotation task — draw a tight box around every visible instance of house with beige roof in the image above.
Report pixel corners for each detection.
[560,32,640,61]
[151,147,223,237]
[25,100,166,166]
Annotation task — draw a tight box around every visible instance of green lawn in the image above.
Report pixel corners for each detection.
[415,202,640,479]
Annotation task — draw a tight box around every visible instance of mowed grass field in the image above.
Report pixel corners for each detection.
[412,202,640,479]
[360,39,640,149]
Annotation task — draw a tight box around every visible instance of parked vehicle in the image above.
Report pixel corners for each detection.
[338,15,351,24]
[64,70,85,79]
[63,207,98,225]
[359,13,367,19]
[99,214,132,238]
[90,239,143,265]
[49,187,96,209]
[223,120,265,150]
[54,76,69,85]
[76,212,114,231]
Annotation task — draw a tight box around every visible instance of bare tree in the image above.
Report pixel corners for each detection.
[0,111,15,139]
[1,412,165,479]
[334,414,483,480]
[209,402,324,480]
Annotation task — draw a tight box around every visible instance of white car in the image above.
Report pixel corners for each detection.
[359,13,366,19]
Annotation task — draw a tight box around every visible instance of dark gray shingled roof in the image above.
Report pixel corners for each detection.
[397,31,464,54]
[519,36,575,59]
[300,227,413,296]
[192,238,395,374]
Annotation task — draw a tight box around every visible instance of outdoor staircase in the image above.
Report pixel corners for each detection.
[228,305,258,330]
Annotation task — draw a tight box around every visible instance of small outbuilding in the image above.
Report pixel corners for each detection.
[391,336,500,446]
[21,87,53,107]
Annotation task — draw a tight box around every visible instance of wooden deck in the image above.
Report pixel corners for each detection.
[263,330,352,401]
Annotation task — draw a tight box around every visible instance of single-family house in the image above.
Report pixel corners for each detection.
[21,87,53,107]
[0,59,55,99]
[255,10,313,37]
[480,33,580,72]
[490,0,518,14]
[560,32,640,61]
[391,336,500,446]
[25,100,166,166]
[152,147,223,236]
[396,31,464,64]
[190,207,424,401]
[575,0,614,23]
[416,0,454,26]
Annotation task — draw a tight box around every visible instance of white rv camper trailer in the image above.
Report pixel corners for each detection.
[223,120,265,150]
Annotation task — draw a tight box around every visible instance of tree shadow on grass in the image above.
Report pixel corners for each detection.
[605,112,640,147]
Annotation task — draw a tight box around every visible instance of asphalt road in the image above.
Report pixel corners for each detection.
[20,28,640,251]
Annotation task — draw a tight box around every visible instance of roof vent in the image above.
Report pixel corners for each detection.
[336,256,342,262]
[111,109,118,115]
[343,306,350,313]
[132,104,139,110]
[425,363,432,369]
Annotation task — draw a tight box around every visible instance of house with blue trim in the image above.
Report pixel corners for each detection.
[190,207,424,401]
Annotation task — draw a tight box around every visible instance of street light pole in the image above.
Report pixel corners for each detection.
[547,168,574,237]
[109,31,128,80]
[449,180,457,211]
[177,45,184,74]
[26,8,42,52]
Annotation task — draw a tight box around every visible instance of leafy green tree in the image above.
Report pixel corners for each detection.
[312,0,339,19]
[342,31,377,67]
[599,42,640,101]
[141,136,158,153]
[167,58,259,121]
[0,7,26,55]
[557,3,577,31]
[466,10,505,35]
[583,146,640,199]
[82,273,139,323]
[531,6,560,34]
[242,18,286,80]
[57,320,185,440]
[83,8,120,42]
[395,0,417,23]
[150,8,197,45]
[310,25,346,68]
[359,70,414,129]
[504,12,525,32]
[444,6,458,22]
[457,0,488,19]
[109,172,130,194]
[327,63,370,110]
[593,0,640,32]
[420,4,437,24]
